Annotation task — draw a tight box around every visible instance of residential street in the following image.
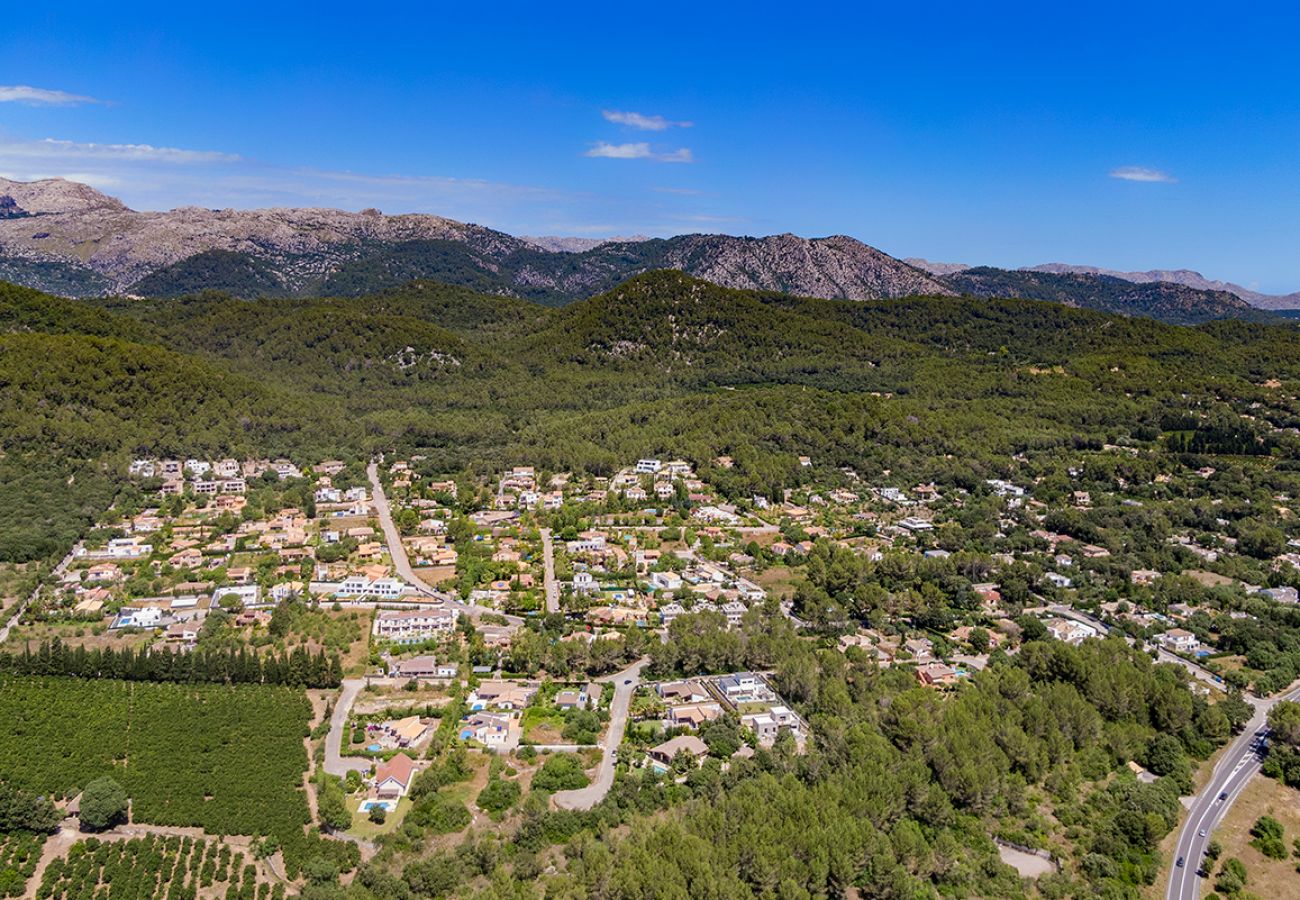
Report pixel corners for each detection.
[552,657,648,811]
[366,462,440,599]
[323,677,370,778]
[367,461,522,626]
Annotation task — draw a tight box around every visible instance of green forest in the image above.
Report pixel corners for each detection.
[3,271,1298,567]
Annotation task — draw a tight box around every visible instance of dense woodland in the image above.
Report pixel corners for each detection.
[4,271,1299,566]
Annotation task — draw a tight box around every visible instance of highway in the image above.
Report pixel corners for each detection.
[1026,602,1299,899]
[1166,683,1300,900]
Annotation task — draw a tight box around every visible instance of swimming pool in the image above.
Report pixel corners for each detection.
[358,799,397,813]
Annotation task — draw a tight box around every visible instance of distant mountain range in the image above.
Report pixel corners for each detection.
[0,176,1294,324]
[910,257,1300,311]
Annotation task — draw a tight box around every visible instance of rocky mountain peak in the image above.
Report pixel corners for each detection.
[0,177,127,215]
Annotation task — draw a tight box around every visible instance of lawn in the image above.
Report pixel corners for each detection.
[753,565,797,599]
[347,796,412,840]
[520,706,566,744]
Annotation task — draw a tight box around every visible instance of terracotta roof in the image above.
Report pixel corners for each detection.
[375,752,416,788]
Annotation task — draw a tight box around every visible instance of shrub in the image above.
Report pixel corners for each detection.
[531,755,589,793]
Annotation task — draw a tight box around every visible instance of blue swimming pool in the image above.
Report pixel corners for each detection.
[358,800,397,813]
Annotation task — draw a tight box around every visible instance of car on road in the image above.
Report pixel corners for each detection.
[1176,856,1185,868]
[1218,791,1228,801]
[624,678,632,685]
[1198,828,1208,837]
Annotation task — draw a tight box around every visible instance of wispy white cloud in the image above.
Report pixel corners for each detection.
[601,109,692,131]
[0,85,103,106]
[585,141,693,163]
[1109,165,1176,183]
[0,136,238,166]
[0,129,717,239]
[32,138,238,164]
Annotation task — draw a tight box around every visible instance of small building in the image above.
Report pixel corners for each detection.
[915,662,959,688]
[374,752,416,798]
[459,713,512,749]
[390,655,458,680]
[1156,628,1199,653]
[1045,618,1096,645]
[384,716,430,747]
[647,735,709,772]
[657,680,710,703]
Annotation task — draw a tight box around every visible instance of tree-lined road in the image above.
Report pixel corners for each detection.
[540,528,559,614]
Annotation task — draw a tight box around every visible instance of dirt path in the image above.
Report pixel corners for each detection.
[28,825,79,895]
[302,692,328,825]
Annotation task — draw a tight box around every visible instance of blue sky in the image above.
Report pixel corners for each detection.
[1,2,1298,292]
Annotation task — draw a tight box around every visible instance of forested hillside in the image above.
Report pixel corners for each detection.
[2,272,1299,564]
[940,267,1253,325]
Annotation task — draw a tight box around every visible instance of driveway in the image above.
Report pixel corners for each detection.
[552,657,649,811]
[323,678,370,778]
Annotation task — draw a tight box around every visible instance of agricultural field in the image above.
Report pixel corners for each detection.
[0,830,44,897]
[34,834,280,900]
[0,676,355,878]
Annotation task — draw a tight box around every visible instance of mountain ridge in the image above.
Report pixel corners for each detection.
[0,176,1289,322]
[909,255,1300,310]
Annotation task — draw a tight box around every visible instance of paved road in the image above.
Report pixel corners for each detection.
[367,462,522,626]
[552,657,648,811]
[540,528,559,614]
[323,678,371,778]
[0,549,76,645]
[367,462,439,599]
[1166,683,1300,900]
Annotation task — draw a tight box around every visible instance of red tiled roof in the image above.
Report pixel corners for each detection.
[375,752,415,787]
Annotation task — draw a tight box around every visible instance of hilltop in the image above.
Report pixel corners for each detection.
[940,266,1254,325]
